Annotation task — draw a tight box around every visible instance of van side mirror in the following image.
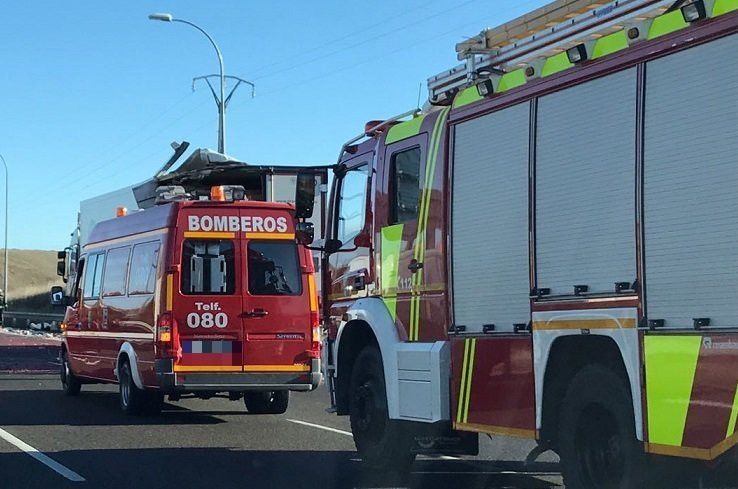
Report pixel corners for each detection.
[295,222,315,245]
[295,173,316,219]
[324,238,343,254]
[56,250,67,278]
[50,286,65,307]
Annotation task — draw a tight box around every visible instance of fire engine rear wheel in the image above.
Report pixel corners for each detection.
[558,364,645,489]
[349,346,415,472]
[60,350,81,396]
[243,391,289,414]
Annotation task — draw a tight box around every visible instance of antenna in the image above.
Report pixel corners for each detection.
[416,82,423,111]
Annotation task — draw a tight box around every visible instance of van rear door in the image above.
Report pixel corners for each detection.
[240,207,313,373]
[174,207,244,373]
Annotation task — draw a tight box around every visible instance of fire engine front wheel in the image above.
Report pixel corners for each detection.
[558,364,645,489]
[244,391,289,414]
[349,346,415,472]
[119,359,163,416]
[60,350,81,396]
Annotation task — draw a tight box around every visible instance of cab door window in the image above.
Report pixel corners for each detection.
[182,240,235,295]
[389,147,421,224]
[336,164,369,244]
[83,253,105,300]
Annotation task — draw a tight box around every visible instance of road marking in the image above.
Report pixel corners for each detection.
[286,419,353,437]
[0,427,85,482]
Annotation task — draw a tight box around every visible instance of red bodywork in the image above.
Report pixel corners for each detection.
[324,10,738,455]
[62,200,320,394]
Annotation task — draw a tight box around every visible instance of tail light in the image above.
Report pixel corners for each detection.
[307,273,321,358]
[156,312,178,359]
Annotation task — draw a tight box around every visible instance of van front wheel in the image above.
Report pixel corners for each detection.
[60,350,81,396]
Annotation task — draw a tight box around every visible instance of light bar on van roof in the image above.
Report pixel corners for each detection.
[210,185,246,202]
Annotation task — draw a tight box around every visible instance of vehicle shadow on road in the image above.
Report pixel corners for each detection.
[0,388,227,426]
[0,448,564,489]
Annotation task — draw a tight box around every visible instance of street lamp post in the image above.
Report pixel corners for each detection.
[149,13,227,154]
[0,154,8,310]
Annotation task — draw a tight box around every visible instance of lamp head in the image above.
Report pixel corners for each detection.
[148,13,173,22]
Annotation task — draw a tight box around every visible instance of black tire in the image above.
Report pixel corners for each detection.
[119,359,150,415]
[243,391,290,414]
[348,346,415,472]
[60,349,81,396]
[559,364,645,489]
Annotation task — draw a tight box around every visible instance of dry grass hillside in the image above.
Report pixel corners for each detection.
[1,249,63,311]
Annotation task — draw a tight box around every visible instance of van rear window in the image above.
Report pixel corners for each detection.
[248,241,301,296]
[182,240,235,295]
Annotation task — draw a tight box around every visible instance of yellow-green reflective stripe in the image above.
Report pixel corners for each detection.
[462,338,477,423]
[380,224,404,320]
[385,114,426,145]
[498,69,526,92]
[645,335,702,446]
[592,30,629,59]
[726,384,738,438]
[648,10,689,40]
[453,86,483,109]
[542,51,574,77]
[411,108,449,340]
[713,0,738,16]
[456,339,471,423]
[409,294,417,341]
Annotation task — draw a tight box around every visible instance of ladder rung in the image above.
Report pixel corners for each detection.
[428,0,675,102]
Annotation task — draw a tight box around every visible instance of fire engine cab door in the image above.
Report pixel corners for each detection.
[176,207,245,372]
[240,208,312,370]
[327,154,373,304]
[380,134,428,340]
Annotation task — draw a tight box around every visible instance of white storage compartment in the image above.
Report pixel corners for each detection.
[395,341,450,422]
[451,103,531,333]
[535,69,637,296]
[644,34,738,328]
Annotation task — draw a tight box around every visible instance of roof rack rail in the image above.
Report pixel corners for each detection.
[428,0,678,103]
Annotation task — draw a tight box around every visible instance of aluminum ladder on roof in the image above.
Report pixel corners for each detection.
[427,0,679,103]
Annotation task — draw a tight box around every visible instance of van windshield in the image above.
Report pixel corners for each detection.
[181,239,236,295]
[247,241,301,296]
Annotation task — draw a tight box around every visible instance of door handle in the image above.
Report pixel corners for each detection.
[408,260,424,273]
[75,322,82,329]
[243,309,269,319]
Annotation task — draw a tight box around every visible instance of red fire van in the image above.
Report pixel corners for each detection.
[58,185,321,415]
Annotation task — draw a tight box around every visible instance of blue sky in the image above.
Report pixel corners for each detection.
[0,0,547,250]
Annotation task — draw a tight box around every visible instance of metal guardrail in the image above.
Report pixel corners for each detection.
[0,311,64,331]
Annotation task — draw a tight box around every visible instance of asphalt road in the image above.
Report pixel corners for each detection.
[0,374,564,489]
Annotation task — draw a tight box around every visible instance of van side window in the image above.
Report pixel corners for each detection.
[83,253,105,300]
[128,241,160,295]
[390,147,421,224]
[337,164,369,244]
[102,246,131,297]
[182,240,235,295]
[248,241,301,296]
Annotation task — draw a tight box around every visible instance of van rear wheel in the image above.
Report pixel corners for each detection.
[244,391,289,414]
[119,359,162,415]
[60,350,81,396]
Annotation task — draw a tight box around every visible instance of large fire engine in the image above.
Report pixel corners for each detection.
[295,0,738,486]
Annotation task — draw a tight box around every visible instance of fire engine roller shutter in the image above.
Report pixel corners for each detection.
[536,68,637,296]
[452,103,530,333]
[644,33,738,328]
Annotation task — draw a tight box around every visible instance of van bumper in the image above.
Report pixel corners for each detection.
[155,358,321,392]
